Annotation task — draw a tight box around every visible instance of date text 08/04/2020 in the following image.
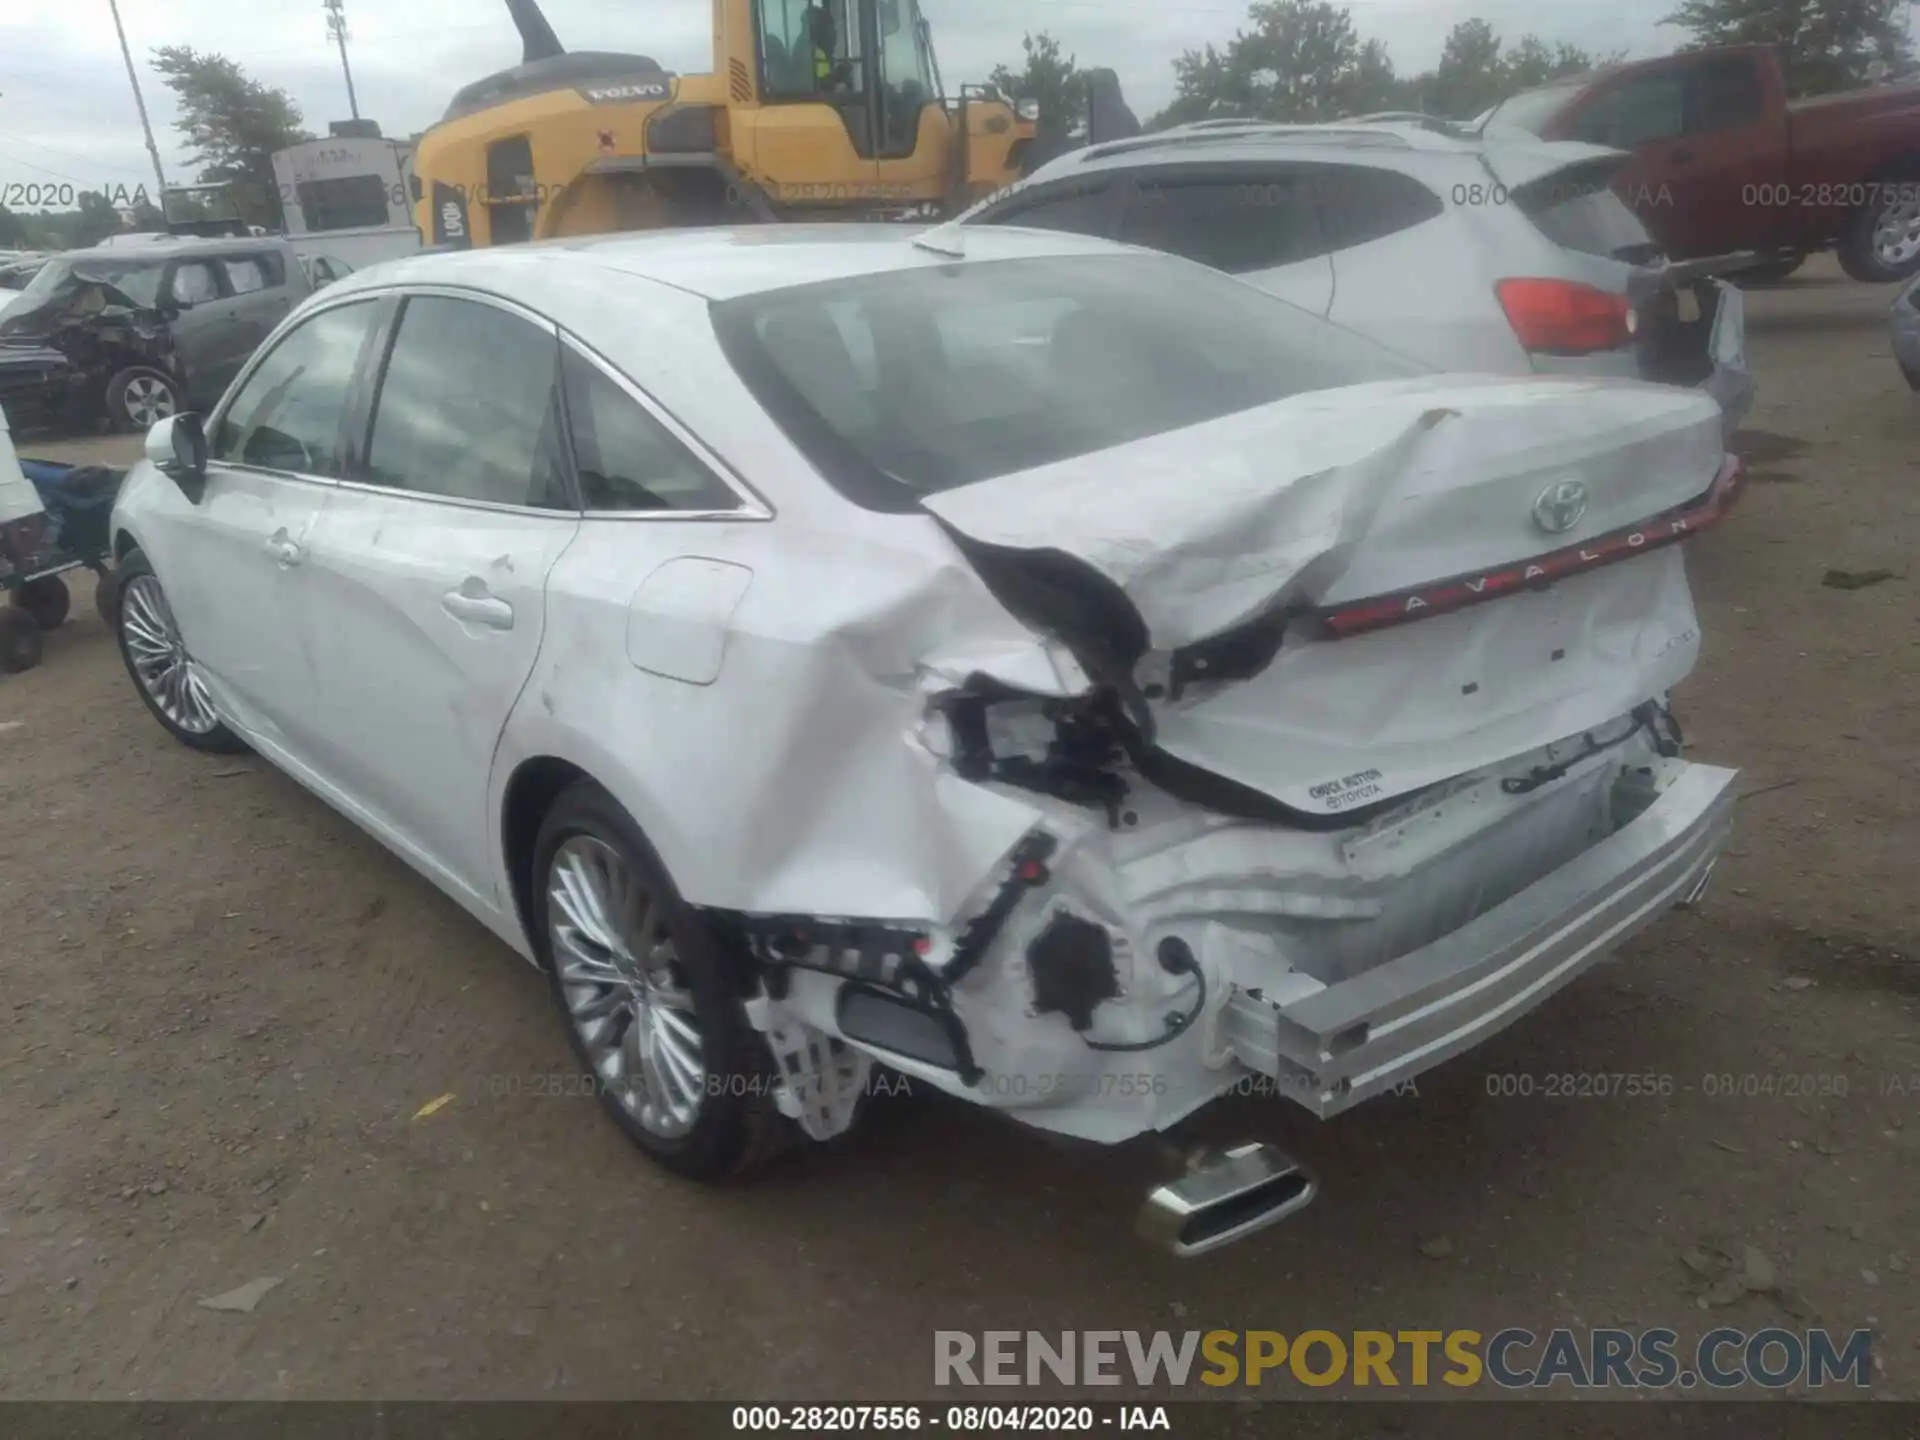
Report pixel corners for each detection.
[730,1407,1169,1432]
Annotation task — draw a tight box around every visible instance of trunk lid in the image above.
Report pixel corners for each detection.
[924,373,1726,651]
[926,375,1732,821]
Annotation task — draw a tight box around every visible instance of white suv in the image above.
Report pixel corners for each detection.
[961,119,1752,432]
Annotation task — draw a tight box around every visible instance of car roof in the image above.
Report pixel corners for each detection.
[1005,119,1618,187]
[58,234,295,263]
[317,222,1144,303]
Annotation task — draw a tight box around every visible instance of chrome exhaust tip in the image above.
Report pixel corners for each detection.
[1137,1141,1317,1257]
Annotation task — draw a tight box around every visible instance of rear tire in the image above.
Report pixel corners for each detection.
[531,780,795,1180]
[0,610,42,673]
[1839,181,1920,283]
[112,548,247,753]
[105,367,180,433]
[17,575,70,630]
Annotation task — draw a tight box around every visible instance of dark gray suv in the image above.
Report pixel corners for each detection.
[0,235,313,433]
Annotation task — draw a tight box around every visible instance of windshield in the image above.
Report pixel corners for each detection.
[0,254,167,332]
[711,253,1427,512]
[1483,80,1586,136]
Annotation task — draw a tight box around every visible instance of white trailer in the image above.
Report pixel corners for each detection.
[272,134,422,274]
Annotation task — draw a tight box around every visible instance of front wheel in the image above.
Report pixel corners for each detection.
[1839,185,1920,283]
[531,780,794,1180]
[105,367,180,433]
[112,548,247,753]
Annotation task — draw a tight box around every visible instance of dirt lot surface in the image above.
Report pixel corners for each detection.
[0,255,1916,1405]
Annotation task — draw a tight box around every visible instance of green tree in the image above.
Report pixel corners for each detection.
[1662,0,1914,96]
[1429,18,1507,118]
[0,204,26,249]
[73,191,125,247]
[151,45,312,227]
[1153,0,1404,126]
[989,32,1091,151]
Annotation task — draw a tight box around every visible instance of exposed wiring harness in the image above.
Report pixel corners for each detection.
[1084,940,1208,1054]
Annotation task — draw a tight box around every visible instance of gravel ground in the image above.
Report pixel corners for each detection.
[0,255,1914,1403]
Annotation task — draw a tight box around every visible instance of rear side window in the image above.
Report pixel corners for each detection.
[1114,173,1326,274]
[1688,57,1763,132]
[1313,167,1445,252]
[363,296,570,509]
[560,346,739,512]
[213,299,380,474]
[221,255,282,295]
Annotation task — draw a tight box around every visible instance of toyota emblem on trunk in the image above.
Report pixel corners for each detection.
[1533,479,1589,534]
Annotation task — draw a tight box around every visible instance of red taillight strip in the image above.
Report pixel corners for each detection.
[1314,455,1746,640]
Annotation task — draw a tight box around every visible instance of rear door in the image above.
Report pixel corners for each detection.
[217,251,300,383]
[1111,164,1336,314]
[160,257,242,405]
[297,290,581,910]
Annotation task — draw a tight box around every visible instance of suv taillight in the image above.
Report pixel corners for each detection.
[1496,278,1632,355]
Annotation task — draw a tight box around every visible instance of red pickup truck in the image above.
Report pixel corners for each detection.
[1483,45,1920,283]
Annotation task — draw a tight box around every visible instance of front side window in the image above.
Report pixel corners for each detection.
[168,261,221,307]
[362,295,569,510]
[761,0,863,97]
[713,252,1426,510]
[212,299,381,474]
[561,347,739,512]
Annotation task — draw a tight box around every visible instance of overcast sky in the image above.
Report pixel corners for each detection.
[0,0,1701,200]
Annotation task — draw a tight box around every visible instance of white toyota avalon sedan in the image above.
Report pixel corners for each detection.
[108,223,1743,1255]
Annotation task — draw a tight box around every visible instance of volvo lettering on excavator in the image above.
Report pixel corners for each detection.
[412,0,1045,247]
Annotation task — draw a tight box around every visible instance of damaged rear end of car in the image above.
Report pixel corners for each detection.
[696,246,1741,1251]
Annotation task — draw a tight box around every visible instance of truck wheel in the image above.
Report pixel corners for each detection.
[17,575,71,630]
[105,367,180,433]
[0,610,43,674]
[1839,186,1920,283]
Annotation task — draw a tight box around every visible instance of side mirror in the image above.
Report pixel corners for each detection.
[146,412,209,503]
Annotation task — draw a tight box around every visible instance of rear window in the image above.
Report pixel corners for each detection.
[710,253,1426,512]
[1515,164,1658,262]
[1483,81,1585,136]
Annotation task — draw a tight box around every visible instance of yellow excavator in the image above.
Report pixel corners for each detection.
[412,0,1041,247]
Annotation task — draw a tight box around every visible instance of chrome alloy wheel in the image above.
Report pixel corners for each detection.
[119,574,220,735]
[1873,193,1920,269]
[122,375,177,427]
[547,835,706,1138]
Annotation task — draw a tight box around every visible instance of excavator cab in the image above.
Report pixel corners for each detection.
[412,0,1036,248]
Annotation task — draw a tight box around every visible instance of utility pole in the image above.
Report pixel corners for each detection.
[106,0,168,202]
[324,0,361,121]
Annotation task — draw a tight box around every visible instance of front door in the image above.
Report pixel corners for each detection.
[298,292,580,909]
[153,297,386,754]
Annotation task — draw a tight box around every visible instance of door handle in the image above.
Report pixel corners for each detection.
[442,586,515,630]
[265,531,303,567]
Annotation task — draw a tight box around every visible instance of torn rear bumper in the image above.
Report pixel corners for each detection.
[1219,762,1737,1118]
